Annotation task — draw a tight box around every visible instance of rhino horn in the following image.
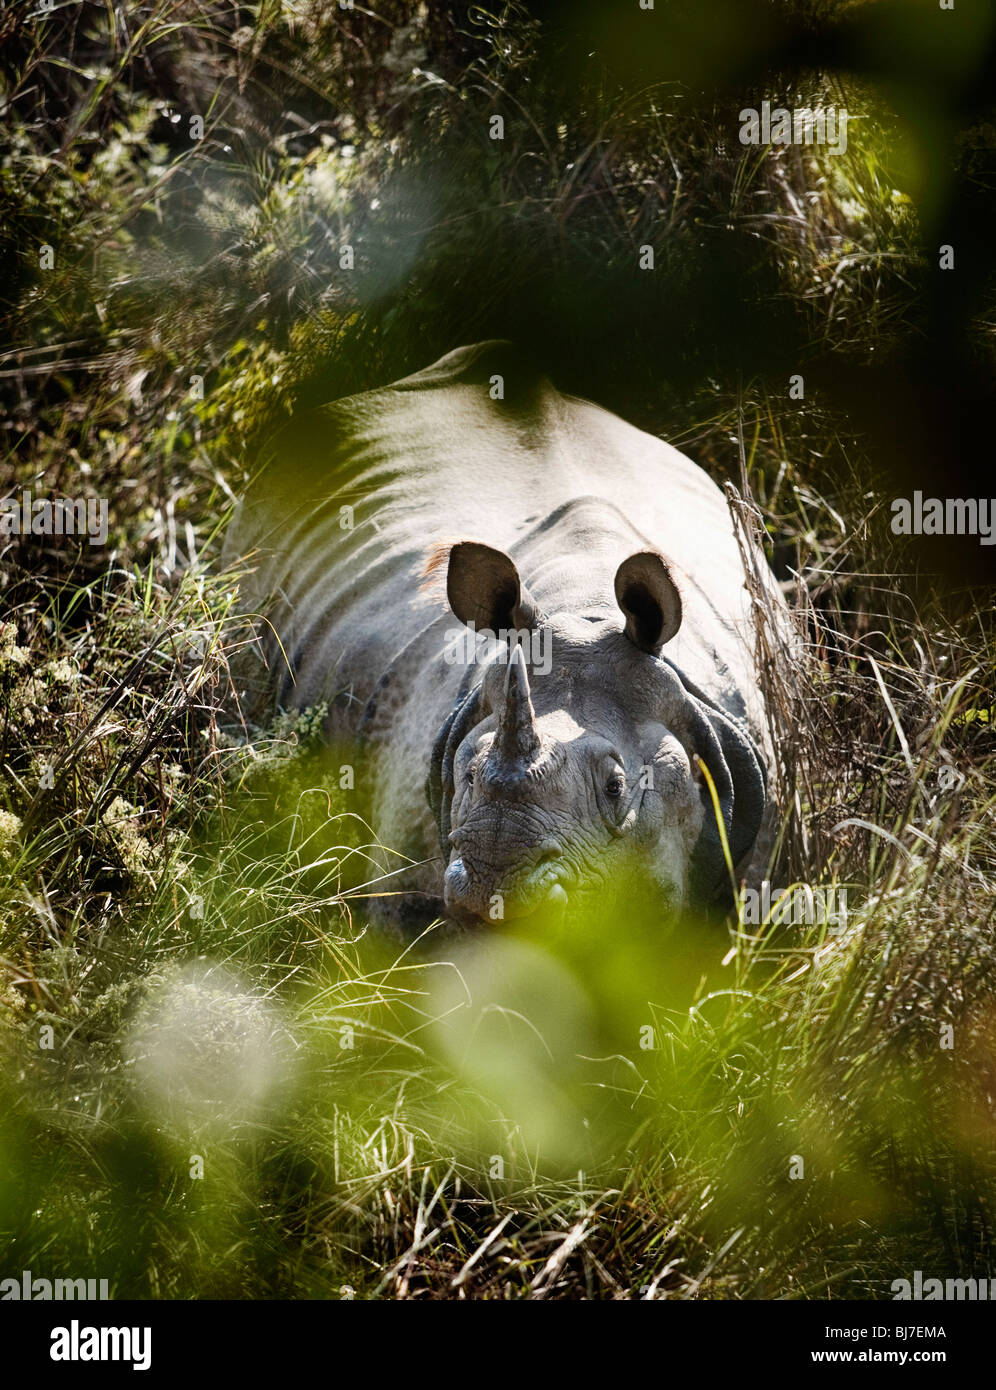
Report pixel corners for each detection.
[492,644,540,768]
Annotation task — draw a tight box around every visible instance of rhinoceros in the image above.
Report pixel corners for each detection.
[224,341,784,929]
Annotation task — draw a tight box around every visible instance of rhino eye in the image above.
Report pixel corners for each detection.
[605,773,626,799]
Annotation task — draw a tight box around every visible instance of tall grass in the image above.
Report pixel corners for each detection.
[1,0,994,1297]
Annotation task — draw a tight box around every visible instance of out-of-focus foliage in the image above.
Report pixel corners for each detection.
[1,0,995,1297]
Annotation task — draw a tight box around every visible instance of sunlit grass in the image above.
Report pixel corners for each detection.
[1,0,994,1299]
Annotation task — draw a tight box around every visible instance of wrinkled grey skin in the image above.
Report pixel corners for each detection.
[224,341,784,929]
[441,636,705,924]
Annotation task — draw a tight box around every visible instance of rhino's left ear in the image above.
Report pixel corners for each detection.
[615,551,682,653]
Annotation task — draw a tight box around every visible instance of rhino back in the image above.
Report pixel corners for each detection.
[225,342,766,731]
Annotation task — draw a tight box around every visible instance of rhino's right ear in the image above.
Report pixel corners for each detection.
[614,551,682,653]
[438,541,539,633]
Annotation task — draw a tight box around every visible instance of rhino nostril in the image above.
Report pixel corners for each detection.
[536,845,561,866]
[444,859,470,895]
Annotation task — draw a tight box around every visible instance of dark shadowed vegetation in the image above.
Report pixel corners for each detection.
[1,0,995,1297]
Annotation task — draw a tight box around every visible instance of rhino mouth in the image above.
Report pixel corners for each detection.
[442,852,574,925]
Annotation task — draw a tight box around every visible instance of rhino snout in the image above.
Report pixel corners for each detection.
[443,848,568,925]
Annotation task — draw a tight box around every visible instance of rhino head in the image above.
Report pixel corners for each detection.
[427,542,766,926]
